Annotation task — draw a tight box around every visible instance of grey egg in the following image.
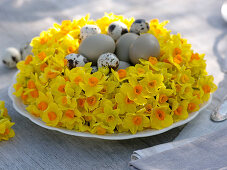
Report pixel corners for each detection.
[2,47,21,68]
[130,19,150,35]
[115,33,139,62]
[20,42,33,60]
[79,25,101,41]
[118,61,131,70]
[78,34,115,64]
[107,21,128,41]
[65,53,88,70]
[129,33,160,65]
[97,53,119,70]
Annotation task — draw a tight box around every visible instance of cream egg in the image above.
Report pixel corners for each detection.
[79,25,101,41]
[97,53,119,70]
[107,21,128,41]
[65,53,88,69]
[130,19,150,35]
[2,47,21,68]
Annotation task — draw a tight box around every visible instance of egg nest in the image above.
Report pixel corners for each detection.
[13,13,217,135]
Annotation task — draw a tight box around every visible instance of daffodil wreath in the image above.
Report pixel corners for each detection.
[13,13,217,135]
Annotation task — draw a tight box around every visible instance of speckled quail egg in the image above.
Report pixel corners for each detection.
[130,19,150,35]
[97,53,119,70]
[91,66,98,74]
[118,61,131,70]
[115,33,139,62]
[79,34,115,64]
[2,47,21,68]
[107,21,128,41]
[65,53,88,70]
[20,42,33,60]
[79,25,101,41]
[129,33,160,65]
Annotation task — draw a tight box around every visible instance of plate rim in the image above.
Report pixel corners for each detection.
[8,71,212,140]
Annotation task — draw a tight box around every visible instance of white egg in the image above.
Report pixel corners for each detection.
[20,42,33,60]
[130,19,150,35]
[2,47,21,68]
[107,21,128,41]
[79,25,101,41]
[118,61,131,70]
[65,53,88,69]
[97,53,119,70]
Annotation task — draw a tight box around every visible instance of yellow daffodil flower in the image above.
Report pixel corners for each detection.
[137,97,158,116]
[0,101,15,141]
[112,68,129,82]
[91,123,114,135]
[42,102,63,126]
[172,99,189,122]
[99,80,118,98]
[95,99,121,129]
[127,77,150,105]
[84,94,101,112]
[0,118,15,141]
[60,108,82,130]
[0,101,8,118]
[39,67,61,84]
[151,106,173,130]
[156,87,173,105]
[176,66,194,85]
[127,64,149,78]
[198,75,217,102]
[115,84,137,113]
[49,76,67,96]
[140,72,164,96]
[81,111,97,129]
[179,84,193,100]
[26,104,43,117]
[122,113,150,134]
[80,71,106,97]
[187,97,201,113]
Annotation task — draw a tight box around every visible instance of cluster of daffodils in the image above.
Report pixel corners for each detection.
[0,101,15,141]
[13,13,217,135]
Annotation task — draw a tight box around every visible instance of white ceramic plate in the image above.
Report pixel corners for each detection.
[8,71,212,140]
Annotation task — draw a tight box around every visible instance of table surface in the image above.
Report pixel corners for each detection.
[0,0,227,169]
